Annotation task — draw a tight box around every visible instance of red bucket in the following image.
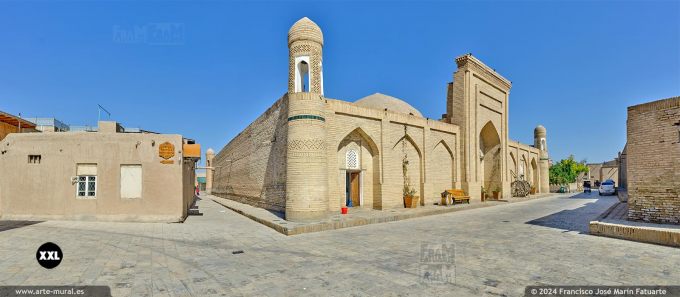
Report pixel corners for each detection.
[341,207,348,214]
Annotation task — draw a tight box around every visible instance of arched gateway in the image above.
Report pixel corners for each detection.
[479,121,502,195]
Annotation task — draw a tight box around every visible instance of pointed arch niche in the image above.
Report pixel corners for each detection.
[479,121,501,193]
[428,140,454,205]
[336,128,381,209]
[392,132,423,206]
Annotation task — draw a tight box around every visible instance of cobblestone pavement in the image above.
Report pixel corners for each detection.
[1,192,678,297]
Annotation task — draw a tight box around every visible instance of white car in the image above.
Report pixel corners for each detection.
[599,179,616,196]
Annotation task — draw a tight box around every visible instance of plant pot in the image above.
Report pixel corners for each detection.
[404,195,419,208]
[492,191,500,200]
[341,207,348,214]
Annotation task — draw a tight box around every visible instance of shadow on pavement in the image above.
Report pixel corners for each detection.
[0,220,43,233]
[567,191,611,199]
[266,210,285,220]
[525,195,616,233]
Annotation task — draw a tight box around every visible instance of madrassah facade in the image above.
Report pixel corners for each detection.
[207,17,549,221]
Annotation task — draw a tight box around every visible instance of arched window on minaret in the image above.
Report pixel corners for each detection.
[295,57,310,92]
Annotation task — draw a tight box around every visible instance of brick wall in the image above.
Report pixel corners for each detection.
[627,96,680,224]
[618,147,628,190]
[325,109,382,210]
[212,96,288,213]
[325,99,459,210]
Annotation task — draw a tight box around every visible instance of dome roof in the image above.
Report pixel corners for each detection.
[288,17,323,46]
[206,148,215,155]
[354,93,423,118]
[534,125,546,132]
[534,125,546,136]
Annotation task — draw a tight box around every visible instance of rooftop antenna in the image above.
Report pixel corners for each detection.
[97,104,111,122]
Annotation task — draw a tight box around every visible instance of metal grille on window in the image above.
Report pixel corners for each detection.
[78,177,86,196]
[87,176,96,196]
[77,175,96,197]
[346,149,359,170]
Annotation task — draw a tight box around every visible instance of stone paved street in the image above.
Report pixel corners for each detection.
[1,192,678,297]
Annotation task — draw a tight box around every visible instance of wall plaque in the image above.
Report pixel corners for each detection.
[159,142,175,164]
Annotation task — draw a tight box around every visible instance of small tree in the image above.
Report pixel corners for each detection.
[549,155,588,185]
[401,126,416,197]
[402,155,416,197]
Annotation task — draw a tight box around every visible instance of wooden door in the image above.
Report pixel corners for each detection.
[350,172,360,207]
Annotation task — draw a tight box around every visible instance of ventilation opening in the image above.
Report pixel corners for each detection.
[28,155,41,164]
[297,60,309,92]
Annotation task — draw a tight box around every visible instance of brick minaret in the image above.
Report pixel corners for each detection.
[534,125,549,193]
[285,17,329,221]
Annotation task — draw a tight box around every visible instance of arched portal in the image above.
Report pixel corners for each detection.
[429,140,454,205]
[479,121,501,195]
[337,128,380,208]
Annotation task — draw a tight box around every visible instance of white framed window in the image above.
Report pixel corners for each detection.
[77,176,97,198]
[76,164,97,198]
[120,165,142,199]
[540,138,547,151]
[294,56,311,92]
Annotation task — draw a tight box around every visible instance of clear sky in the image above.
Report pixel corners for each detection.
[1,1,678,167]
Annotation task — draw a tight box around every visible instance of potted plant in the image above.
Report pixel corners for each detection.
[530,186,536,195]
[493,186,501,200]
[399,127,421,208]
[403,185,418,208]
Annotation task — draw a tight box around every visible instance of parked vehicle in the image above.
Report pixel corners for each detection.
[583,181,592,193]
[599,179,616,196]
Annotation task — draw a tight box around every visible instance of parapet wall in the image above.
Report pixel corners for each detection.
[0,131,188,222]
[212,95,289,213]
[626,96,680,224]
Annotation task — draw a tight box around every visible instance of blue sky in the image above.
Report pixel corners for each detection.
[0,1,678,166]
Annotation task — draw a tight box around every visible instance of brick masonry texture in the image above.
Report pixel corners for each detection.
[212,18,549,221]
[627,96,680,224]
[211,96,288,213]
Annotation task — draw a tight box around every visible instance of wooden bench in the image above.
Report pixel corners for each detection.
[445,189,470,205]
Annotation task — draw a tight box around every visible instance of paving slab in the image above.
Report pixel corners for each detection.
[208,193,558,235]
[0,193,678,296]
